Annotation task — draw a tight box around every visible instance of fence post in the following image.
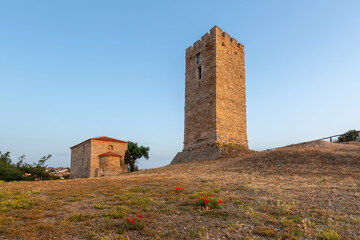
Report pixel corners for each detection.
[358,131,360,141]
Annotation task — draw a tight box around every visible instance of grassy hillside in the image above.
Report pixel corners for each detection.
[0,143,359,239]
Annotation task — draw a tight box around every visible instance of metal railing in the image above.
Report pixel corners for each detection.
[263,130,360,152]
[315,130,360,143]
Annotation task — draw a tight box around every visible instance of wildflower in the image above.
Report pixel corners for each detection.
[181,188,184,190]
[127,218,130,221]
[218,200,222,203]
[131,218,135,224]
[138,215,142,219]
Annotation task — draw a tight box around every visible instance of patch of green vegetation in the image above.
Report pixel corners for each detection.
[94,202,108,210]
[178,207,191,212]
[0,190,35,211]
[212,188,221,193]
[281,215,301,227]
[123,219,144,230]
[195,196,221,209]
[31,190,41,194]
[290,229,305,237]
[67,212,94,222]
[128,188,148,193]
[114,193,133,201]
[105,206,127,219]
[232,199,245,205]
[0,216,14,231]
[318,229,341,240]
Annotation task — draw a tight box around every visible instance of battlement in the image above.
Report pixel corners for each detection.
[186,26,244,54]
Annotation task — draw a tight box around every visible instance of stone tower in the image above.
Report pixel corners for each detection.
[171,26,248,164]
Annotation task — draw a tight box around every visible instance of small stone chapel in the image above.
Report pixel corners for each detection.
[70,136,128,179]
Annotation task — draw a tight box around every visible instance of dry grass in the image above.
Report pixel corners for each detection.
[0,143,359,239]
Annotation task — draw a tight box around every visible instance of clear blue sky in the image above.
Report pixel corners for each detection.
[1,0,359,169]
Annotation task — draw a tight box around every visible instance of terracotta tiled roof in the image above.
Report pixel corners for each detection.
[70,136,128,149]
[91,136,128,143]
[99,151,121,157]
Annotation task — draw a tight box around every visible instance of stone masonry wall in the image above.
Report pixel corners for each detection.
[90,140,128,177]
[70,141,91,179]
[214,27,248,148]
[183,30,217,151]
[99,155,122,176]
[182,26,248,153]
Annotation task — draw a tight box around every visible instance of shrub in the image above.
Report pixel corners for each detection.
[0,151,59,182]
[124,215,144,230]
[337,129,359,142]
[174,187,184,192]
[194,195,222,209]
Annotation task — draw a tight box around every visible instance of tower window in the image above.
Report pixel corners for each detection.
[196,53,200,64]
[198,66,202,79]
[108,145,113,150]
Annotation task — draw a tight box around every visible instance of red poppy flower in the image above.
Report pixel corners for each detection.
[218,200,222,203]
[127,218,129,221]
[138,215,142,219]
[181,188,184,190]
[131,219,135,224]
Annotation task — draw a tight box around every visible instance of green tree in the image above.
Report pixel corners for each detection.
[0,152,23,181]
[337,129,359,142]
[124,141,149,172]
[0,151,59,181]
[17,154,59,181]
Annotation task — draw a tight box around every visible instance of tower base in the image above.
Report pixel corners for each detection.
[171,145,248,164]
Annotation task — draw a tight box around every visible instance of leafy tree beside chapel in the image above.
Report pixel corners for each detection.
[124,141,149,172]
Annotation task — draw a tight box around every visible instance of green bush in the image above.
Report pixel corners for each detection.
[337,129,359,142]
[0,151,59,182]
[194,195,222,209]
[124,216,144,230]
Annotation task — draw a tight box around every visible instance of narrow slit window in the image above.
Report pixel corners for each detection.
[196,53,200,64]
[198,66,202,79]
